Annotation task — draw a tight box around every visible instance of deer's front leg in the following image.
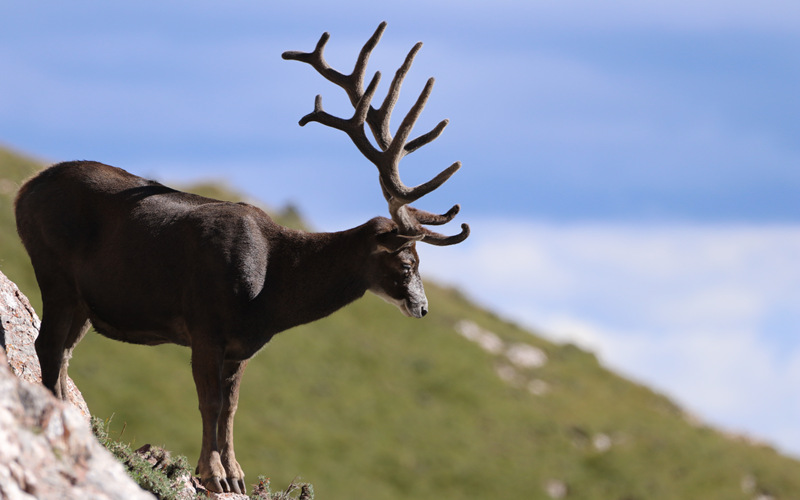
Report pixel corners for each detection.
[191,343,230,493]
[218,359,249,494]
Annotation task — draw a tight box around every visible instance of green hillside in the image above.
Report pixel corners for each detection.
[2,146,800,499]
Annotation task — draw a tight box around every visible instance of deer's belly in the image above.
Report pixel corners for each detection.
[88,310,191,347]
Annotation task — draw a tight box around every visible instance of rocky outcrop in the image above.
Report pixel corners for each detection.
[0,270,89,418]
[0,269,155,499]
[0,347,156,499]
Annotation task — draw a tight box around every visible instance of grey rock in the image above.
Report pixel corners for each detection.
[0,269,154,499]
[0,270,89,418]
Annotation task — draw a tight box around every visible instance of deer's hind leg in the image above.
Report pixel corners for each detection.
[36,281,90,399]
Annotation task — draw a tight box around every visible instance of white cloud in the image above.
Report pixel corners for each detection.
[420,219,800,456]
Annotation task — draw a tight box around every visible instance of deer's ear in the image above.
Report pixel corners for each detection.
[375,228,422,253]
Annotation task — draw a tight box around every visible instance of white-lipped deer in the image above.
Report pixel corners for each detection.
[14,22,467,493]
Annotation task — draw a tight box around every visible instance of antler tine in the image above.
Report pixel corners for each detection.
[405,118,448,155]
[387,77,434,157]
[281,32,346,90]
[369,41,422,150]
[421,223,471,246]
[350,21,387,107]
[380,160,462,207]
[407,204,461,226]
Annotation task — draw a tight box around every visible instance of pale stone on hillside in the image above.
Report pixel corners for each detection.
[506,342,547,369]
[528,379,550,396]
[455,320,504,354]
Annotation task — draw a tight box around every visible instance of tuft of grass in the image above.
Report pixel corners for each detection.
[92,416,193,500]
[251,476,314,500]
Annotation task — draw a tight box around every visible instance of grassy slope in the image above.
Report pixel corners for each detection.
[2,148,799,499]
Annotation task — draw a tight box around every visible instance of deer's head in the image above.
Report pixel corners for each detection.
[284,22,469,318]
[363,218,425,317]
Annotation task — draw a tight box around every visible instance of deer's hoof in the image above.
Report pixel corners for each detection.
[203,476,229,493]
[231,478,246,495]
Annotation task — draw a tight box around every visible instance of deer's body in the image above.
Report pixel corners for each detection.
[17,161,386,357]
[16,23,468,494]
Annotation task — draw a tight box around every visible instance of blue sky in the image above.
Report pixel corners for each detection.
[2,1,800,457]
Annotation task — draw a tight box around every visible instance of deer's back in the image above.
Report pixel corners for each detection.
[15,161,273,346]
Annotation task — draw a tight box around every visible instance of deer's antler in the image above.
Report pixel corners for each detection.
[282,22,469,246]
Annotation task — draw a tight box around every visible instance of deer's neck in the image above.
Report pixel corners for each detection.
[253,223,373,335]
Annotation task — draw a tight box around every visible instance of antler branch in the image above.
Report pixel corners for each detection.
[283,22,469,245]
